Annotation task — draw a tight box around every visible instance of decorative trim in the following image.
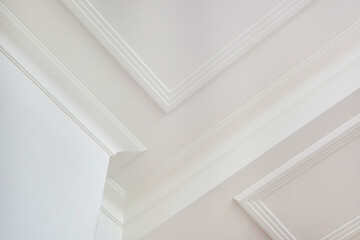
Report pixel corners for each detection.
[0,6,133,229]
[234,114,360,240]
[320,216,360,240]
[127,18,360,196]
[100,206,124,229]
[0,43,128,235]
[124,54,360,228]
[62,0,314,112]
[106,178,126,200]
[0,3,146,155]
[121,19,360,237]
[100,178,126,230]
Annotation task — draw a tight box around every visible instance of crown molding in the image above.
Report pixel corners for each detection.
[100,178,127,229]
[100,206,124,229]
[133,18,360,180]
[61,0,314,112]
[3,1,360,239]
[320,216,360,240]
[106,179,126,200]
[234,114,360,240]
[0,42,128,235]
[0,5,139,231]
[121,22,360,239]
[0,2,145,157]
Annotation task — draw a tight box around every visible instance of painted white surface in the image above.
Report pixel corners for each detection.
[62,0,313,111]
[0,51,108,239]
[1,0,360,239]
[89,0,283,87]
[5,0,360,198]
[0,2,146,157]
[95,210,123,240]
[122,14,360,239]
[142,92,360,240]
[108,0,360,192]
[235,114,360,240]
[264,136,360,240]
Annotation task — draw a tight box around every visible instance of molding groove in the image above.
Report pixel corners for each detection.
[100,179,126,230]
[3,1,360,238]
[126,17,360,200]
[106,178,126,200]
[62,0,314,112]
[100,206,124,229]
[235,114,360,240]
[0,5,133,230]
[124,54,360,228]
[0,43,128,231]
[0,44,107,151]
[0,2,146,155]
[320,216,360,240]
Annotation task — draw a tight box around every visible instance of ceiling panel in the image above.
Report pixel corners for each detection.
[62,0,313,111]
[235,115,360,240]
[141,91,360,240]
[2,0,360,239]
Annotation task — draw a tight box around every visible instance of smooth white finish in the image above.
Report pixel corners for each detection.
[0,3,141,229]
[235,114,360,240]
[1,0,360,239]
[95,210,123,240]
[62,0,313,112]
[122,14,360,239]
[110,0,360,195]
[0,50,109,240]
[142,91,360,240]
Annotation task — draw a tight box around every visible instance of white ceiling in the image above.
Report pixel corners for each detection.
[235,114,360,240]
[141,92,360,240]
[89,0,283,87]
[1,0,360,239]
[62,0,313,111]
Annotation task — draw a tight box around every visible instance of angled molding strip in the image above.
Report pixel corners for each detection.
[106,178,126,200]
[101,178,127,225]
[132,17,360,185]
[125,56,360,227]
[121,19,360,239]
[0,43,127,228]
[0,3,141,230]
[61,0,314,112]
[320,216,360,240]
[100,206,124,229]
[234,114,360,240]
[0,2,146,156]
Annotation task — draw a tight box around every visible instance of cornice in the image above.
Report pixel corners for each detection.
[61,0,314,112]
[122,21,360,239]
[3,1,360,239]
[125,16,360,198]
[0,2,146,156]
[134,18,360,179]
[0,5,141,232]
[125,56,360,226]
[320,216,360,240]
[100,206,124,229]
[0,41,127,232]
[106,179,126,200]
[100,179,127,229]
[234,114,360,240]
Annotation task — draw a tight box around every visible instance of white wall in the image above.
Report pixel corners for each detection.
[0,51,109,239]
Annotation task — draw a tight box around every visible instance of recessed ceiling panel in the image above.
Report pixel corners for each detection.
[235,116,360,240]
[62,0,313,111]
[89,0,282,89]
